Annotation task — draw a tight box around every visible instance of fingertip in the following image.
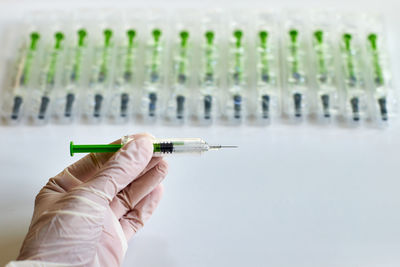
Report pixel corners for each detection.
[155,160,169,176]
[124,135,154,160]
[130,132,155,140]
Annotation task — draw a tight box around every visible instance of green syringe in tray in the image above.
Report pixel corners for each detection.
[64,29,88,118]
[202,30,216,120]
[312,30,335,118]
[174,30,190,120]
[90,29,114,119]
[258,30,271,119]
[367,33,388,121]
[70,137,237,156]
[288,29,305,118]
[145,28,162,117]
[37,31,65,120]
[112,29,137,118]
[11,32,41,120]
[341,33,365,122]
[230,29,244,120]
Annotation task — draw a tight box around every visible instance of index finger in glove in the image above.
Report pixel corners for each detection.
[75,135,154,203]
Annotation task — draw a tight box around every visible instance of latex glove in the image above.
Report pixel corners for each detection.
[7,134,168,267]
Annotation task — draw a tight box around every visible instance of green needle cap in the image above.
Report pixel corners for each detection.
[153,28,162,42]
[234,30,243,48]
[127,29,136,46]
[289,29,298,43]
[104,29,113,47]
[314,30,323,44]
[205,31,214,45]
[180,30,189,47]
[78,29,87,47]
[54,32,64,49]
[343,33,352,51]
[259,30,268,44]
[368,33,377,50]
[30,32,40,50]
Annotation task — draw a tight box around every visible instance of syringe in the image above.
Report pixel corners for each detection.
[11,32,41,120]
[175,30,190,119]
[312,30,336,119]
[70,137,237,156]
[257,30,271,119]
[341,33,365,122]
[112,29,137,118]
[287,29,306,118]
[89,29,114,118]
[367,33,387,121]
[202,30,216,120]
[144,29,162,117]
[38,32,65,120]
[230,30,245,119]
[64,29,87,118]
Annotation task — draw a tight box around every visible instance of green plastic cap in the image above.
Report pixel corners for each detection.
[314,30,323,44]
[205,31,214,45]
[152,28,162,42]
[289,29,298,43]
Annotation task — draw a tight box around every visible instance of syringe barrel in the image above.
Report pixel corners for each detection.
[70,137,211,157]
[122,136,209,155]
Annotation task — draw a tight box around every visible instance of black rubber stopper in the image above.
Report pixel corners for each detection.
[64,93,75,117]
[11,96,23,120]
[120,93,129,117]
[159,142,174,154]
[94,94,103,117]
[38,96,50,119]
[124,71,132,82]
[378,97,388,121]
[262,94,270,119]
[262,73,269,83]
[293,93,302,117]
[149,92,157,117]
[150,72,159,83]
[178,74,186,84]
[204,95,212,120]
[233,94,242,119]
[350,97,360,121]
[176,95,185,119]
[321,94,330,118]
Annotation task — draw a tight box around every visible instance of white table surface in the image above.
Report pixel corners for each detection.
[1,0,400,266]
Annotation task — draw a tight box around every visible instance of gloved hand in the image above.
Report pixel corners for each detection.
[7,133,168,267]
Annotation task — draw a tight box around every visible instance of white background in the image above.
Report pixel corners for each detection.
[1,0,400,266]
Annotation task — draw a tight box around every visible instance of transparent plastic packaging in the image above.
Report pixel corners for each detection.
[0,9,396,128]
[192,10,222,125]
[1,25,43,124]
[164,12,195,124]
[253,11,281,123]
[51,21,89,124]
[139,11,168,122]
[106,13,142,123]
[307,11,340,121]
[362,14,397,125]
[26,20,67,124]
[281,11,310,121]
[336,15,369,124]
[80,13,117,123]
[221,11,250,123]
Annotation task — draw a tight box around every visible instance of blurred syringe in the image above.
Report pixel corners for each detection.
[70,136,237,156]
